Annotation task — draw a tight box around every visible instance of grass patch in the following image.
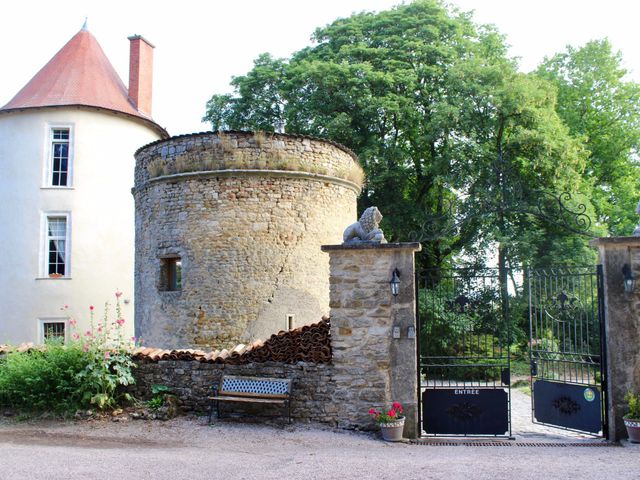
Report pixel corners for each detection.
[512,379,532,396]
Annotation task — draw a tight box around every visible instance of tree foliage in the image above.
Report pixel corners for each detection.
[536,39,640,236]
[203,1,617,270]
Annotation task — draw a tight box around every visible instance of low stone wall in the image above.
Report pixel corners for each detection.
[130,360,338,424]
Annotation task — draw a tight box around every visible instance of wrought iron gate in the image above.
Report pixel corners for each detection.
[528,266,607,437]
[419,269,512,437]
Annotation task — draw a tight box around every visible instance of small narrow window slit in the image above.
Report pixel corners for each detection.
[160,256,182,291]
[286,314,295,331]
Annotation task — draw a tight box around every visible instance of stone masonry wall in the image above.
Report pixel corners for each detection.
[592,237,640,440]
[130,360,338,424]
[133,132,361,350]
[322,243,421,438]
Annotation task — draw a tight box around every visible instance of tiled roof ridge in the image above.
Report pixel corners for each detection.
[134,130,359,164]
[0,317,332,364]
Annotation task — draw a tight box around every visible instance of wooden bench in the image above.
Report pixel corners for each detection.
[208,375,293,424]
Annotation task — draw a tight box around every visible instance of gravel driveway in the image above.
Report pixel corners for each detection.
[0,409,638,480]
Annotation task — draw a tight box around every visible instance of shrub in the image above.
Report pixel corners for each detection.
[0,292,136,415]
[0,340,91,414]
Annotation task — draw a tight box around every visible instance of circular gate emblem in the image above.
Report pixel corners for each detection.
[584,388,596,402]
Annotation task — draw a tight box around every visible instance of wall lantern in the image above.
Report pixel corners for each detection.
[622,263,636,294]
[390,268,401,297]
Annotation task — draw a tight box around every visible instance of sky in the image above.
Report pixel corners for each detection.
[1,0,639,135]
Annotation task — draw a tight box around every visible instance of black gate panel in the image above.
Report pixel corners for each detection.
[533,380,602,433]
[419,268,511,437]
[528,265,607,437]
[423,388,509,435]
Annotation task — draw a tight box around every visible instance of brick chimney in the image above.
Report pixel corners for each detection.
[128,35,155,117]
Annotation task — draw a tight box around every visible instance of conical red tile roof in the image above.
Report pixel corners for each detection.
[1,28,166,135]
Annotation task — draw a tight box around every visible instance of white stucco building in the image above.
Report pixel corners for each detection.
[0,25,167,344]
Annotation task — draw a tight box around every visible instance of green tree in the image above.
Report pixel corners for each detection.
[203,0,595,271]
[204,53,287,132]
[536,39,640,236]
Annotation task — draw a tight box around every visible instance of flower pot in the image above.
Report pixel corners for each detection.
[379,417,405,442]
[624,418,640,443]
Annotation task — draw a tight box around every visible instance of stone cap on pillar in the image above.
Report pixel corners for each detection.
[590,237,640,248]
[321,242,422,252]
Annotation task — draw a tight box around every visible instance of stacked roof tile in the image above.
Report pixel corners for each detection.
[0,317,332,364]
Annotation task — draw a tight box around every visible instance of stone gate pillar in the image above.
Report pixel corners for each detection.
[591,237,640,441]
[321,242,421,438]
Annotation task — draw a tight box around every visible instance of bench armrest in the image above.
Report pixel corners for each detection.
[210,383,219,397]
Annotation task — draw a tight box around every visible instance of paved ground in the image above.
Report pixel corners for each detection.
[0,390,635,480]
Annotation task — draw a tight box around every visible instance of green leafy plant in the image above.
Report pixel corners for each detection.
[369,402,404,424]
[0,292,136,415]
[0,340,92,414]
[151,384,171,396]
[624,391,640,419]
[146,384,173,411]
[147,396,164,411]
[73,294,136,410]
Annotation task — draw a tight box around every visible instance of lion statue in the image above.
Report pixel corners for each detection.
[342,206,387,244]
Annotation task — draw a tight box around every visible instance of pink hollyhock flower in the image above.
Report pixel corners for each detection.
[116,318,125,326]
[115,291,123,298]
[104,351,110,359]
[85,331,92,337]
[69,319,77,326]
[131,336,136,342]
[72,333,80,340]
[82,343,89,353]
[89,305,94,311]
[97,327,103,333]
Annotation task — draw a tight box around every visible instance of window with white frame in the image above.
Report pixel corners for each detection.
[46,215,69,277]
[50,128,71,186]
[40,320,66,343]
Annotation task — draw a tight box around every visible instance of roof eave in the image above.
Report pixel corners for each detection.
[0,104,169,138]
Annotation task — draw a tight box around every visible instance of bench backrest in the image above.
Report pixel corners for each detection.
[219,375,292,399]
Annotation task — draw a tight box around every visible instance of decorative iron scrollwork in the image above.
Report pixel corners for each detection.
[534,191,593,237]
[408,190,595,242]
[446,401,482,421]
[408,198,461,242]
[448,294,471,313]
[556,292,569,310]
[544,290,583,322]
[552,395,581,416]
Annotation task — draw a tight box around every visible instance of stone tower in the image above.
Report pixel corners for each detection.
[133,131,364,349]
